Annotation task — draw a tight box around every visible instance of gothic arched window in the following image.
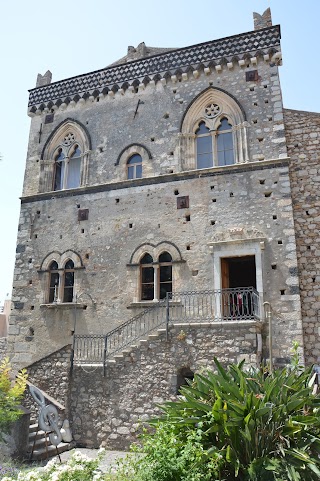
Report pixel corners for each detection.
[63,260,75,302]
[195,117,234,169]
[49,261,59,303]
[217,118,234,166]
[196,122,213,169]
[159,252,172,299]
[140,254,154,300]
[127,154,143,180]
[140,252,173,301]
[53,143,82,191]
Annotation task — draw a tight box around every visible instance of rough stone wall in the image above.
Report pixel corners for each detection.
[0,338,7,361]
[284,109,320,365]
[7,161,303,368]
[24,345,71,420]
[8,33,303,371]
[69,321,259,449]
[23,60,286,197]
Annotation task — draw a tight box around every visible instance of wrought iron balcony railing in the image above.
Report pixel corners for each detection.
[71,287,260,373]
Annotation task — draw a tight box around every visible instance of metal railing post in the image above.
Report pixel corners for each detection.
[166,293,170,340]
[103,335,108,377]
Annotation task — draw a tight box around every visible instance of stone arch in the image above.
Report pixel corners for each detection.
[116,143,154,181]
[129,241,183,265]
[178,87,249,170]
[40,249,83,270]
[39,119,91,193]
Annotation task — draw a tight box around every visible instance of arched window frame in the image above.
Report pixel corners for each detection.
[127,153,143,179]
[39,250,83,304]
[40,120,90,193]
[179,87,249,171]
[195,116,235,169]
[139,251,173,301]
[116,144,153,181]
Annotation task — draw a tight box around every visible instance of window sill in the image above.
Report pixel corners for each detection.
[40,303,87,309]
[127,301,181,309]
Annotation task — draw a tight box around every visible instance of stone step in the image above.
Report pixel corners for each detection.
[29,429,47,442]
[148,333,160,340]
[29,441,73,461]
[29,423,39,434]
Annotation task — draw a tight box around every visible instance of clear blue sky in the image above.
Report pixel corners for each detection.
[0,0,319,305]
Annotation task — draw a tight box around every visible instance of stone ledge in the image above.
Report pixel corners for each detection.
[40,303,87,309]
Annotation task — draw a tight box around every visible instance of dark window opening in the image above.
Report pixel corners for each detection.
[49,261,59,303]
[127,154,142,180]
[63,260,74,302]
[176,367,194,394]
[159,252,172,299]
[140,254,154,301]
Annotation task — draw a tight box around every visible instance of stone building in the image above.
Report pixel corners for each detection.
[7,9,320,448]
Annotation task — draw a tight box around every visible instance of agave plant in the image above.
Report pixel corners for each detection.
[155,356,320,481]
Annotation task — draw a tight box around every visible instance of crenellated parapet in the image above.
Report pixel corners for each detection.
[28,25,281,115]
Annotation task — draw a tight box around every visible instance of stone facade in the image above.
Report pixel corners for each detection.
[27,322,260,449]
[7,10,320,450]
[285,109,320,365]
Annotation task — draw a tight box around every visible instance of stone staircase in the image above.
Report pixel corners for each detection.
[28,421,74,461]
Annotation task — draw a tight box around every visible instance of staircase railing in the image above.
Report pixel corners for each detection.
[71,287,260,374]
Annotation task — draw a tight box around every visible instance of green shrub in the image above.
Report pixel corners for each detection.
[153,355,320,480]
[0,357,27,433]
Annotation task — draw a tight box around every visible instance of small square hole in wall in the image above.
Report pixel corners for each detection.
[264,84,268,88]
[274,181,277,184]
[273,215,277,220]
[129,223,133,228]
[253,119,258,124]
[116,198,120,203]
[306,210,309,215]
[259,179,265,185]
[307,245,311,250]
[280,289,286,296]
[177,196,189,209]
[210,185,215,190]
[60,235,63,239]
[212,198,217,202]
[312,277,316,283]
[151,137,155,142]
[34,234,38,239]
[253,102,258,106]
[278,240,283,245]
[77,204,80,208]
[85,253,89,259]
[185,215,191,222]
[30,306,34,310]
[250,86,255,92]
[192,270,198,276]
[271,264,277,270]
[264,192,272,198]
[258,137,264,143]
[264,99,269,104]
[173,89,177,94]
[158,224,161,228]
[210,220,216,225]
[163,113,169,119]
[186,245,191,250]
[174,189,179,195]
[28,258,32,263]
[29,280,32,285]
[230,192,234,197]
[81,229,85,234]
[37,210,40,215]
[268,116,272,121]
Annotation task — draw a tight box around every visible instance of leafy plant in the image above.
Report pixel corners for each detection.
[0,358,27,433]
[152,353,320,481]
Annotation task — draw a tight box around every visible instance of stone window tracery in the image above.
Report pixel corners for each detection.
[40,120,90,193]
[179,87,249,171]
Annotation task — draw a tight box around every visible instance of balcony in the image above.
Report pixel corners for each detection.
[72,287,261,370]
